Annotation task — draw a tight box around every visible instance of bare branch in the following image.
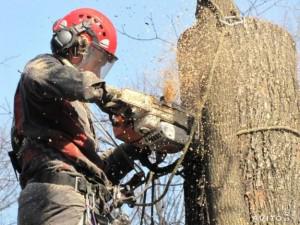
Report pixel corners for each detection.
[0,55,20,67]
[117,14,174,46]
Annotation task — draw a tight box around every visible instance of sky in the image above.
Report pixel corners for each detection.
[0,0,299,224]
[1,0,299,105]
[0,0,195,102]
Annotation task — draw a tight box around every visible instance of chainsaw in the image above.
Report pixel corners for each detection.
[103,86,194,155]
[101,86,195,207]
[59,58,194,155]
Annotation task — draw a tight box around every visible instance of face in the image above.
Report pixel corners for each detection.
[77,44,109,78]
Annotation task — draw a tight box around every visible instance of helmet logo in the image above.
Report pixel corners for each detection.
[99,39,110,49]
[59,20,68,28]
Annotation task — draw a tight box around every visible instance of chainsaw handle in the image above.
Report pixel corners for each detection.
[105,85,121,100]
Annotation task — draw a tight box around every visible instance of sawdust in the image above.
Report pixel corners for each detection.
[163,78,176,103]
[160,59,179,103]
[154,45,181,104]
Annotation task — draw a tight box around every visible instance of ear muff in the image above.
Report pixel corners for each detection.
[51,28,78,55]
[50,22,98,56]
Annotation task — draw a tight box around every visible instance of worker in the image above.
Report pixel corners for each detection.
[9,8,140,225]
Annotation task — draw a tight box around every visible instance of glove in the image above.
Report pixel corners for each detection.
[118,143,145,161]
[93,80,111,106]
[102,144,142,184]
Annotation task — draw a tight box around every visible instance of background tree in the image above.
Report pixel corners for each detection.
[178,0,300,224]
[0,128,18,212]
[0,102,18,225]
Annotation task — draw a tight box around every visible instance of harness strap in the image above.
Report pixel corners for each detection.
[27,170,118,225]
[28,170,109,198]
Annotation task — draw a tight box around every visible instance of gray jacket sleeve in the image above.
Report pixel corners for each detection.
[22,54,104,102]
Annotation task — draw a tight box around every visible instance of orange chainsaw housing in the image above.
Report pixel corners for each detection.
[112,115,142,144]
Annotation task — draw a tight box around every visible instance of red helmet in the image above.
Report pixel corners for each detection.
[52,8,117,56]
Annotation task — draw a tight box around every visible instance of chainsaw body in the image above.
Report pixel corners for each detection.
[106,86,194,154]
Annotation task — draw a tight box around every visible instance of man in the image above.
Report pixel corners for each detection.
[10,8,139,225]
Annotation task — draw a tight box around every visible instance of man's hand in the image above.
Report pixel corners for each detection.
[101,144,149,185]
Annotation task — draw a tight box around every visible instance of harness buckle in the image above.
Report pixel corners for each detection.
[75,176,80,192]
[86,192,96,209]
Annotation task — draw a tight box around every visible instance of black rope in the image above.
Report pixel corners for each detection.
[140,184,148,225]
[151,177,155,225]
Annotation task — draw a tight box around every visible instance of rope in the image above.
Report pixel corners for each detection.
[200,29,226,109]
[139,186,148,225]
[206,0,244,27]
[150,178,155,225]
[203,3,300,140]
[237,126,300,137]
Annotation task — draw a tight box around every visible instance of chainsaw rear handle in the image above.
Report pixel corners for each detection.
[105,85,121,98]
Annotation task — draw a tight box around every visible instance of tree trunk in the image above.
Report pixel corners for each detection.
[195,0,238,19]
[178,1,300,225]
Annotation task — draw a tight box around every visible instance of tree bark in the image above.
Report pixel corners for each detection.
[178,1,300,225]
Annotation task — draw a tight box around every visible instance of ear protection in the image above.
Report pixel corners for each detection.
[51,28,77,53]
[50,21,97,55]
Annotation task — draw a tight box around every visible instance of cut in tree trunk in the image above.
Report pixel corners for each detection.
[178,1,300,225]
